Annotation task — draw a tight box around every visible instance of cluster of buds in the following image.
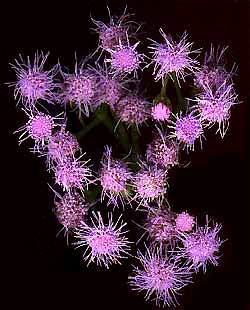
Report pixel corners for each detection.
[10,6,241,308]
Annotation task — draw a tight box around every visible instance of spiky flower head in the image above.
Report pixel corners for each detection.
[151,102,171,122]
[149,29,200,84]
[133,162,167,208]
[128,246,193,307]
[192,82,238,138]
[10,51,59,110]
[15,110,62,153]
[146,131,179,169]
[175,212,195,232]
[60,61,98,117]
[46,127,80,168]
[178,219,223,273]
[194,45,236,91]
[169,112,204,151]
[74,211,131,268]
[146,207,178,248]
[54,191,88,235]
[53,154,93,194]
[99,146,131,207]
[106,39,144,77]
[114,94,151,128]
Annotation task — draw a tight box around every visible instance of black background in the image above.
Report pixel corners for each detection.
[2,0,249,309]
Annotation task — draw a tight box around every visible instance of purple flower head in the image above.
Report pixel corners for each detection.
[151,102,171,122]
[128,246,193,307]
[192,82,239,138]
[149,29,200,84]
[10,51,59,110]
[168,112,204,151]
[114,93,151,128]
[60,60,98,117]
[46,127,80,169]
[146,129,179,169]
[53,153,93,195]
[91,6,137,52]
[132,162,168,209]
[106,38,144,77]
[54,190,88,236]
[99,146,131,207]
[14,109,63,153]
[74,211,131,268]
[178,219,224,273]
[146,207,178,248]
[194,45,236,91]
[175,212,195,232]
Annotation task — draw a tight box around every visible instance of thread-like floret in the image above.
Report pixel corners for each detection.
[175,212,195,232]
[10,51,59,109]
[99,146,131,207]
[128,246,193,307]
[151,102,171,122]
[74,211,131,268]
[149,29,200,84]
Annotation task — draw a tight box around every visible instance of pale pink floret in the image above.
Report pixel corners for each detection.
[129,246,193,307]
[74,211,131,268]
[175,212,195,232]
[151,102,171,122]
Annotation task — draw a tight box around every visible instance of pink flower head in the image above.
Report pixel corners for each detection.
[53,154,93,194]
[10,51,59,110]
[175,212,195,232]
[192,82,239,138]
[54,191,88,235]
[15,110,63,153]
[60,60,98,117]
[133,162,167,208]
[46,127,80,168]
[99,146,131,207]
[151,102,171,122]
[74,211,131,268]
[194,45,236,91]
[128,246,193,307]
[149,29,200,84]
[146,130,179,169]
[114,94,151,128]
[106,38,144,77]
[178,219,223,273]
[169,112,204,151]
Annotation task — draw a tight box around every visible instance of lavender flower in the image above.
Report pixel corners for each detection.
[151,102,171,122]
[74,211,131,268]
[175,212,195,232]
[149,29,200,84]
[129,246,193,307]
[10,51,59,110]
[99,146,131,207]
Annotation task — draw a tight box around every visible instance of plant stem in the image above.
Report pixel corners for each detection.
[171,72,186,113]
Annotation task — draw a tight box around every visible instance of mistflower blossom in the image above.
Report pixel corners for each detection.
[178,220,223,273]
[192,82,239,138]
[54,191,88,236]
[133,162,167,208]
[146,207,178,248]
[74,211,131,268]
[146,131,179,169]
[46,128,80,168]
[60,61,98,117]
[114,94,151,128]
[15,110,62,153]
[10,51,59,110]
[194,45,236,91]
[129,246,193,307]
[149,29,200,84]
[168,112,204,151]
[99,146,131,207]
[53,154,93,194]
[175,212,195,232]
[151,102,171,122]
[106,38,144,77]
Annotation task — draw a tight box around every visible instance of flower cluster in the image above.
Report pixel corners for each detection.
[10,6,241,308]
